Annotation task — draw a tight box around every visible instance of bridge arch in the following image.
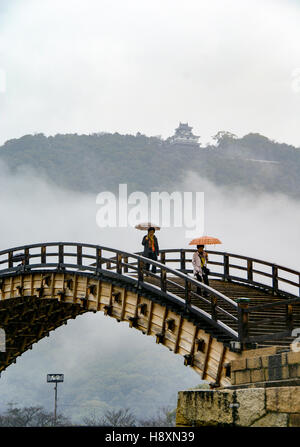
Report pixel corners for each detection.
[0,242,299,387]
[0,269,238,387]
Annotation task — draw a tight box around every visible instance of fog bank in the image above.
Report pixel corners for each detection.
[0,162,299,421]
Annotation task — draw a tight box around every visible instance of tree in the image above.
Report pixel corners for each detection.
[83,408,136,427]
[0,403,72,427]
[212,131,237,144]
[137,406,176,427]
[83,406,177,427]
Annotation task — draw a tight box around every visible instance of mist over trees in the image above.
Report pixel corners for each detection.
[0,128,299,426]
[0,130,299,197]
[0,404,176,427]
[0,403,72,427]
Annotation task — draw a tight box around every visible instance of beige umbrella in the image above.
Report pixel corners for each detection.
[135,222,161,231]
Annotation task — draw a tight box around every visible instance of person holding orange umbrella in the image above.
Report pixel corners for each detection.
[190,236,222,296]
[192,245,209,296]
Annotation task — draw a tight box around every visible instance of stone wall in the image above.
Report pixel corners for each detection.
[176,347,300,427]
[176,386,300,427]
[231,348,300,387]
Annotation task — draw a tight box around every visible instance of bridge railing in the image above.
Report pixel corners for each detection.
[0,242,239,342]
[1,243,300,346]
[141,248,300,298]
[153,248,300,344]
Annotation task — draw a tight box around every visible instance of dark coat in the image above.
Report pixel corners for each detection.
[142,235,159,256]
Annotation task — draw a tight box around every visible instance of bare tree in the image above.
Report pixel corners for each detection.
[137,406,176,427]
[83,408,136,427]
[83,406,176,427]
[0,404,72,427]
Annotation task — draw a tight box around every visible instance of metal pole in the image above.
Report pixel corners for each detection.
[54,382,57,426]
[47,374,64,425]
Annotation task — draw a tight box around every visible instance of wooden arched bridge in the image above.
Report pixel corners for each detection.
[0,242,300,387]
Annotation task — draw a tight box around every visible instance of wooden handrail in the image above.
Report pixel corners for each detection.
[0,242,239,342]
[1,242,300,346]
[151,248,300,298]
[149,248,300,344]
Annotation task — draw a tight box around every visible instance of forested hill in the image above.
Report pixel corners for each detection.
[0,131,299,196]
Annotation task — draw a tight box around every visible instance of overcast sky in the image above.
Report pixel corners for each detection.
[1,0,300,419]
[1,0,300,146]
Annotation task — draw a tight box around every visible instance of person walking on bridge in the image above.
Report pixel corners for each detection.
[192,244,209,296]
[142,227,159,274]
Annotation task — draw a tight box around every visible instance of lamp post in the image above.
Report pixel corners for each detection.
[47,374,64,425]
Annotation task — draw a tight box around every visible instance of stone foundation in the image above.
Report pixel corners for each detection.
[176,386,300,427]
[176,347,300,427]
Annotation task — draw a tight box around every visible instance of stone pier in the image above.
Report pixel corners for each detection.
[176,346,300,427]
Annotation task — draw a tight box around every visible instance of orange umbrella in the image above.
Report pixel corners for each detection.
[189,236,222,245]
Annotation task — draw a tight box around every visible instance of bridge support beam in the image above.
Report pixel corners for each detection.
[0,271,238,383]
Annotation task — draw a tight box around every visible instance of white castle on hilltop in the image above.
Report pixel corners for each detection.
[168,122,200,147]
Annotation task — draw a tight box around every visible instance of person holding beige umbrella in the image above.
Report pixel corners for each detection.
[190,236,222,296]
[135,223,160,274]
